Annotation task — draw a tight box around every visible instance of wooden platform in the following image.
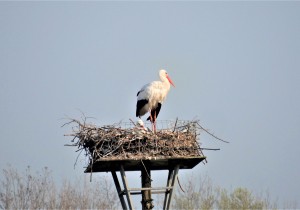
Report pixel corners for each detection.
[84,156,206,173]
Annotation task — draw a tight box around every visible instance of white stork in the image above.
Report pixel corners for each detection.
[136,69,175,132]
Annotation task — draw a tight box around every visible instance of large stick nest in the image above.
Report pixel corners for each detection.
[64,119,206,164]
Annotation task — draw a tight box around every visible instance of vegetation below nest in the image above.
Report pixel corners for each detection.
[1,166,296,209]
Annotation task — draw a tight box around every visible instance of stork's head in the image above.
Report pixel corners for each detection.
[159,69,175,87]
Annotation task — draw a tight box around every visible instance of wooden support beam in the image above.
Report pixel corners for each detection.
[130,187,173,191]
[163,169,174,209]
[166,165,179,210]
[100,158,205,210]
[111,171,128,210]
[120,165,134,210]
[141,161,153,210]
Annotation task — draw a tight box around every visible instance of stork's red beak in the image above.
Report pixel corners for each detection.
[167,75,175,87]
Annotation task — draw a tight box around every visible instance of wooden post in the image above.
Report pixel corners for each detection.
[163,169,174,209]
[120,165,134,210]
[166,165,179,210]
[111,171,128,210]
[141,161,153,210]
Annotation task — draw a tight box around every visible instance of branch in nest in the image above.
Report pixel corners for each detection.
[196,122,229,143]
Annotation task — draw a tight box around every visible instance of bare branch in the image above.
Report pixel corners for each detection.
[196,122,229,143]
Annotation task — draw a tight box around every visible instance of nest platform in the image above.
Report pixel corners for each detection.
[85,156,205,172]
[64,119,206,173]
[64,119,208,210]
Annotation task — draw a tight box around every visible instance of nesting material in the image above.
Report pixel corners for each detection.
[64,119,205,164]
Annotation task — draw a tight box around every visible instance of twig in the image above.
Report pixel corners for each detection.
[129,118,136,126]
[172,117,178,133]
[90,153,94,182]
[64,144,77,146]
[141,160,152,181]
[177,176,185,193]
[197,122,229,143]
[200,147,220,151]
[74,149,83,169]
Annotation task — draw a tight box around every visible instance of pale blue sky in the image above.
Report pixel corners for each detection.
[1,1,300,208]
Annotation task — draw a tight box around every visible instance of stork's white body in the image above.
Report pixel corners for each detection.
[137,80,171,116]
[136,69,175,131]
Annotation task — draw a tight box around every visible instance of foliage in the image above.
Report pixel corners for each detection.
[215,187,270,209]
[171,174,279,210]
[0,166,297,209]
[173,174,214,210]
[0,166,119,209]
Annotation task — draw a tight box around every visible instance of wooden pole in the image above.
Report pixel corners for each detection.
[111,171,128,210]
[166,165,179,210]
[141,161,153,210]
[163,169,174,209]
[120,165,134,210]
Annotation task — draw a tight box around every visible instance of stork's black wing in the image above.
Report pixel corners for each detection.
[136,99,148,117]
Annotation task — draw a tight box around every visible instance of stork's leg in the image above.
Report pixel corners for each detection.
[153,110,157,132]
[149,110,155,132]
[151,121,155,132]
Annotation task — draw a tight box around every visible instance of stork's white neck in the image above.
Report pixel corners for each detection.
[159,69,169,83]
[162,77,171,87]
